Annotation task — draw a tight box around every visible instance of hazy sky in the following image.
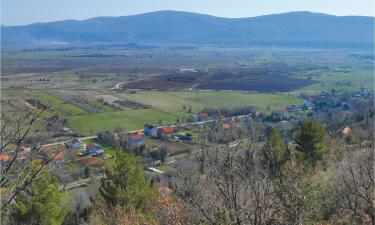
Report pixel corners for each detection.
[2,0,374,26]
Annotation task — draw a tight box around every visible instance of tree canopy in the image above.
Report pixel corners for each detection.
[295,119,327,167]
[8,164,69,225]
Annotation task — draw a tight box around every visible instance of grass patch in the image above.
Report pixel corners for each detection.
[295,69,373,94]
[68,109,177,135]
[156,164,171,172]
[120,91,302,117]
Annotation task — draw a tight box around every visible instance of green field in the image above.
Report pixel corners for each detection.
[31,90,87,115]
[120,91,303,116]
[68,108,178,135]
[295,69,374,94]
[68,91,302,135]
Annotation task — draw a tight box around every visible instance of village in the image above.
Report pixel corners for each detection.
[0,86,372,191]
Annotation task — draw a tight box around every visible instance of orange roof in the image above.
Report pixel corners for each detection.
[223,123,230,129]
[86,143,95,148]
[200,112,208,117]
[162,127,174,134]
[53,152,65,160]
[19,146,31,151]
[0,154,10,161]
[130,132,145,141]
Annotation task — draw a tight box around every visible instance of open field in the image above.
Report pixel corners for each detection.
[121,91,303,115]
[295,69,374,94]
[67,108,178,135]
[31,90,87,115]
[123,69,315,92]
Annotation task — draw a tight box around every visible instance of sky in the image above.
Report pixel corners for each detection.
[2,0,374,26]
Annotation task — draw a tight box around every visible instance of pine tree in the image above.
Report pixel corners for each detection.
[9,165,69,225]
[99,150,156,212]
[261,128,286,175]
[295,119,327,168]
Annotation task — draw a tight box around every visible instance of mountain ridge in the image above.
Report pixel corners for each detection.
[2,10,374,48]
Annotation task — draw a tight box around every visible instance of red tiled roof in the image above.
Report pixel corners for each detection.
[161,127,174,134]
[19,146,31,151]
[86,143,96,148]
[19,154,29,159]
[200,112,208,117]
[130,132,145,141]
[53,152,65,160]
[223,123,230,129]
[280,108,288,113]
[0,154,10,161]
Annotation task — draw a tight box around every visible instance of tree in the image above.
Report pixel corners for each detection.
[158,119,163,126]
[8,164,69,225]
[99,150,156,211]
[1,106,59,215]
[94,150,156,225]
[159,147,168,164]
[172,126,278,225]
[84,166,90,178]
[274,160,331,224]
[261,128,286,176]
[62,196,92,225]
[331,148,374,224]
[295,119,327,168]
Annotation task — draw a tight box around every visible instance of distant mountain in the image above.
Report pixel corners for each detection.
[2,11,374,48]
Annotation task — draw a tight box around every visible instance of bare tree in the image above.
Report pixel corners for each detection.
[172,124,278,225]
[171,121,335,225]
[331,147,374,224]
[0,106,59,216]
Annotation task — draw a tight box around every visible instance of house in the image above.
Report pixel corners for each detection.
[223,123,230,129]
[128,131,145,146]
[68,138,86,149]
[17,146,31,159]
[61,127,71,133]
[158,127,174,140]
[342,127,351,136]
[279,108,290,118]
[144,124,158,137]
[251,111,262,120]
[53,152,65,162]
[98,131,118,146]
[161,127,174,134]
[85,144,105,157]
[0,154,10,162]
[287,105,299,112]
[198,112,209,122]
[303,99,313,109]
[19,146,31,152]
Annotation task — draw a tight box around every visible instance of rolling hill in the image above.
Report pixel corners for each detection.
[2,11,374,48]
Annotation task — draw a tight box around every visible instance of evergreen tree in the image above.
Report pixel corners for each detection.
[9,165,69,225]
[261,128,286,175]
[99,150,156,212]
[294,119,327,168]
